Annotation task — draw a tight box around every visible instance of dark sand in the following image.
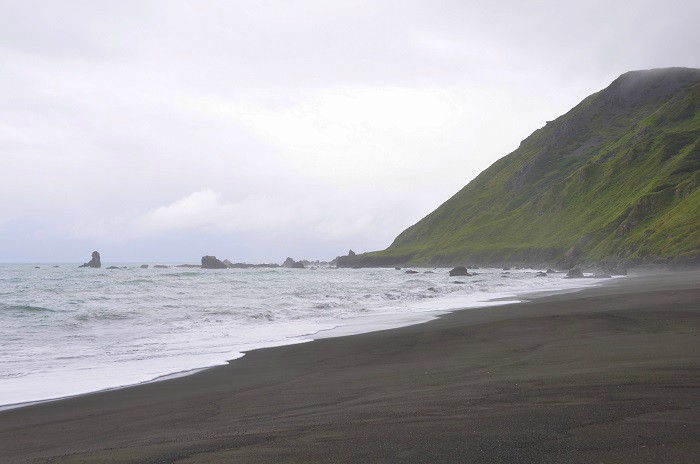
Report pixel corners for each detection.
[1,271,699,463]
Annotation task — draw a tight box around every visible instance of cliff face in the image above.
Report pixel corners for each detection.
[339,68,700,268]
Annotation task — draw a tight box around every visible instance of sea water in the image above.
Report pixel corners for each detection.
[0,264,605,408]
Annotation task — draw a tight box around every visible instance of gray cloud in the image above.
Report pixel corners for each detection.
[0,0,698,262]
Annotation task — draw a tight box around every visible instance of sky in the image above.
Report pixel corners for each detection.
[1,0,698,263]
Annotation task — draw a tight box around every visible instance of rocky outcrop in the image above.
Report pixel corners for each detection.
[79,251,101,268]
[566,266,585,278]
[283,257,305,269]
[224,260,280,269]
[449,266,471,277]
[201,255,227,269]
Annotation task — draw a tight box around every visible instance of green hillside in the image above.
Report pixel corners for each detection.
[339,68,700,268]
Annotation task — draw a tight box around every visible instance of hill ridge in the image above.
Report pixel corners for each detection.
[339,67,700,269]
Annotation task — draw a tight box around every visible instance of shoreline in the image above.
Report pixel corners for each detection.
[0,269,610,411]
[1,269,698,463]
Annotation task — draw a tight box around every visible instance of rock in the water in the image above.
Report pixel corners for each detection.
[107,266,120,269]
[502,266,511,271]
[201,255,227,269]
[79,251,101,268]
[424,270,434,274]
[154,264,169,269]
[428,287,437,292]
[395,267,401,270]
[283,257,305,268]
[449,266,471,277]
[140,264,149,268]
[452,280,466,284]
[34,266,40,269]
[566,266,585,278]
[546,268,556,273]
[536,271,548,277]
[405,270,419,274]
[592,273,612,279]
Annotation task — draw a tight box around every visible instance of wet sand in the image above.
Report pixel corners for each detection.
[1,271,698,463]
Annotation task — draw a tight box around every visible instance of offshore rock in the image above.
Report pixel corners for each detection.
[283,257,305,268]
[79,251,101,268]
[201,255,227,269]
[449,266,471,277]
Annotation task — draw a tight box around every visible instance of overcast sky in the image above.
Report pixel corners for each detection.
[1,0,698,263]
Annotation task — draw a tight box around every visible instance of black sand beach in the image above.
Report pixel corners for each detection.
[1,271,698,463]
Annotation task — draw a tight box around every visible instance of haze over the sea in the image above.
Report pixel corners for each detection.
[1,0,698,263]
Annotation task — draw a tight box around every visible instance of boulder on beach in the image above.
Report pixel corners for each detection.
[449,266,471,277]
[79,251,101,268]
[566,266,585,278]
[201,255,227,269]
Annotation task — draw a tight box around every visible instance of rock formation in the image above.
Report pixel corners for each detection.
[201,255,227,269]
[449,266,471,277]
[283,257,305,269]
[566,266,585,278]
[79,251,101,268]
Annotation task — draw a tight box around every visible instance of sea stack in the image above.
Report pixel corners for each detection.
[201,255,227,269]
[79,251,101,268]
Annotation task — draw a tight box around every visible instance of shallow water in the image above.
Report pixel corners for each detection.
[0,264,603,407]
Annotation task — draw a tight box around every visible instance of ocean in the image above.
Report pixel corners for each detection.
[0,264,606,408]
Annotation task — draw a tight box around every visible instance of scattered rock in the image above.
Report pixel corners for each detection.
[140,264,149,269]
[79,251,101,268]
[201,255,227,269]
[449,266,471,277]
[405,270,419,274]
[566,266,585,278]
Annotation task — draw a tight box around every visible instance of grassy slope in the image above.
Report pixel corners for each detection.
[341,68,700,267]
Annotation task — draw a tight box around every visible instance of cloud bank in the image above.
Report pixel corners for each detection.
[0,0,698,262]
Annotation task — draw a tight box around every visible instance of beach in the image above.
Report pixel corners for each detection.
[1,270,698,463]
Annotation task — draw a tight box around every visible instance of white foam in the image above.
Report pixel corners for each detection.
[0,265,615,408]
